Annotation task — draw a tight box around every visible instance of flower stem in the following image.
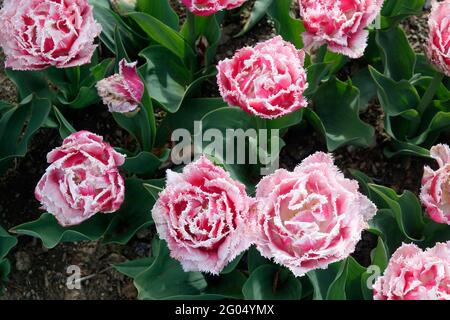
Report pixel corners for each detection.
[186,10,196,48]
[417,72,444,115]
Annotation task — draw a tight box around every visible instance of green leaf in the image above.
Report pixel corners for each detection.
[368,184,426,242]
[247,246,272,273]
[114,257,155,279]
[90,0,139,54]
[0,97,52,172]
[5,69,53,100]
[113,102,154,152]
[376,26,416,81]
[134,240,208,299]
[122,150,169,175]
[381,0,426,27]
[369,66,420,116]
[267,0,304,48]
[53,107,76,139]
[221,252,244,275]
[136,0,179,30]
[11,213,110,249]
[140,45,213,113]
[311,77,375,151]
[128,12,195,61]
[242,265,302,300]
[155,97,227,147]
[326,258,367,300]
[0,226,17,262]
[352,67,378,111]
[236,0,274,37]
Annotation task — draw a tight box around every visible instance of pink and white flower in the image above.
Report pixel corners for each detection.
[374,242,450,300]
[420,144,450,224]
[427,0,450,77]
[0,0,102,70]
[96,59,144,114]
[299,0,384,59]
[151,156,253,275]
[35,131,126,227]
[252,152,377,277]
[217,36,308,119]
[181,0,247,16]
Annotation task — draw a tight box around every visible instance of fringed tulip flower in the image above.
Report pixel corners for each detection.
[151,156,253,275]
[427,0,450,77]
[252,152,377,277]
[420,144,450,224]
[35,131,126,227]
[374,242,450,300]
[299,0,384,59]
[217,36,308,119]
[181,0,247,16]
[96,59,144,114]
[0,0,102,70]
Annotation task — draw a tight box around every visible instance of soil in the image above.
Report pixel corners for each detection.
[0,3,440,299]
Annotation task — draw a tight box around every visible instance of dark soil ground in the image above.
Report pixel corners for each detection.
[0,3,440,299]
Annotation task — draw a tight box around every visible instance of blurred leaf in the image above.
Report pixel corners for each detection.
[122,150,169,175]
[136,0,179,30]
[242,265,302,300]
[381,0,426,27]
[236,0,274,37]
[267,0,304,48]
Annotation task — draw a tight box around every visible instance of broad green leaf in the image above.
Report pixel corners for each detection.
[312,77,375,151]
[352,67,378,111]
[0,226,17,261]
[140,46,213,113]
[376,26,416,81]
[128,12,195,61]
[114,257,155,280]
[368,184,425,242]
[381,0,426,27]
[134,240,208,299]
[242,265,302,300]
[0,97,52,172]
[136,0,179,30]
[221,252,244,275]
[267,0,304,49]
[247,246,271,273]
[122,150,170,175]
[155,97,227,148]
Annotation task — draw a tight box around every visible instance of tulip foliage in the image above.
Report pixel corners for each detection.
[0,0,450,300]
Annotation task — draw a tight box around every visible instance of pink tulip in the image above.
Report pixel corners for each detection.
[0,0,102,70]
[374,242,450,300]
[217,36,308,119]
[151,156,253,275]
[252,152,377,277]
[96,59,144,114]
[427,0,450,77]
[299,0,384,59]
[420,144,450,225]
[35,131,126,227]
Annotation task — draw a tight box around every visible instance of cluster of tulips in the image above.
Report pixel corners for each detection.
[0,0,449,300]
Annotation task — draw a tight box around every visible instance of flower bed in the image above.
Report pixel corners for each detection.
[0,0,449,300]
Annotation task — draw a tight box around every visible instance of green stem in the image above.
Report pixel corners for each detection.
[417,72,444,115]
[186,10,196,48]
